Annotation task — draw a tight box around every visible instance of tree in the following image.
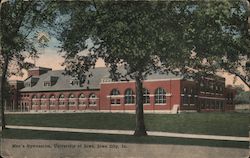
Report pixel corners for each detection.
[0,0,55,130]
[185,0,250,88]
[57,1,249,136]
[58,1,198,136]
[235,91,250,104]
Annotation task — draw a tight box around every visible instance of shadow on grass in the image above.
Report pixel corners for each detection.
[3,129,248,149]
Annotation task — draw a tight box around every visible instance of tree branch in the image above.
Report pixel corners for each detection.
[228,69,250,89]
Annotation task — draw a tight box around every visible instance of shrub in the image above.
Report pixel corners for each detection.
[234,91,250,104]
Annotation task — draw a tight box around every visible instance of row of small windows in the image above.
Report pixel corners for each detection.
[32,93,96,99]
[110,88,167,105]
[33,100,96,106]
[31,93,97,106]
[200,99,224,109]
[200,81,224,93]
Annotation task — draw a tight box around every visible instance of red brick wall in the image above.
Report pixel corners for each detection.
[20,90,100,111]
[99,79,181,111]
[18,78,235,112]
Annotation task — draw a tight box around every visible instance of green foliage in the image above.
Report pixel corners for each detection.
[56,1,250,134]
[0,0,57,75]
[58,1,249,82]
[58,1,194,80]
[0,0,57,129]
[234,91,250,104]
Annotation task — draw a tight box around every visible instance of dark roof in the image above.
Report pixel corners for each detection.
[20,67,183,92]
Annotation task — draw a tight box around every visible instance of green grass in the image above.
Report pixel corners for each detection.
[6,112,250,137]
[3,129,248,149]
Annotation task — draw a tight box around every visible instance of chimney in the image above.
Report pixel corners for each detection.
[28,67,52,77]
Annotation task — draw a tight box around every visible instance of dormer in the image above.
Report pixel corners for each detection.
[69,77,80,86]
[24,77,39,87]
[44,76,58,86]
[101,76,112,83]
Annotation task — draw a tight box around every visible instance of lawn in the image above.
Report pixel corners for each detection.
[6,112,250,137]
[3,129,248,149]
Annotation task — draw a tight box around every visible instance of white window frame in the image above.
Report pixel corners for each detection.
[155,88,166,105]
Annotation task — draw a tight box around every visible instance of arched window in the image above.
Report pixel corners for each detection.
[110,89,120,95]
[41,94,46,99]
[89,93,97,106]
[69,94,76,106]
[79,94,86,106]
[49,95,56,106]
[125,89,135,104]
[40,94,46,106]
[89,93,96,98]
[79,94,85,98]
[31,95,38,106]
[143,89,150,104]
[155,88,166,104]
[110,89,120,105]
[59,94,64,99]
[58,94,65,106]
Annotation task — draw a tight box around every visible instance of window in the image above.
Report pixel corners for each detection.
[125,89,135,104]
[44,82,51,86]
[41,95,46,99]
[49,95,56,106]
[89,93,97,106]
[40,94,46,106]
[110,89,120,105]
[79,94,86,106]
[69,94,76,106]
[89,93,96,98]
[201,99,205,109]
[155,88,166,104]
[59,94,65,106]
[31,95,38,106]
[143,88,150,104]
[183,88,187,93]
[111,89,120,95]
[70,80,79,86]
[182,95,188,106]
[190,95,195,105]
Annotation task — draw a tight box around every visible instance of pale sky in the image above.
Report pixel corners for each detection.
[9,48,105,80]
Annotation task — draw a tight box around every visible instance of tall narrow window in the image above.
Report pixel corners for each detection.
[79,94,86,106]
[49,95,56,106]
[69,94,75,106]
[31,95,38,106]
[59,94,65,106]
[110,89,120,105]
[125,89,135,104]
[155,88,166,104]
[143,88,150,104]
[40,94,46,106]
[89,93,97,106]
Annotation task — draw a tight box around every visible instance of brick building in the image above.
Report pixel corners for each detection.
[11,66,235,113]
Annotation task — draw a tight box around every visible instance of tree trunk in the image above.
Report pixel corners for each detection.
[0,55,9,130]
[134,74,147,136]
